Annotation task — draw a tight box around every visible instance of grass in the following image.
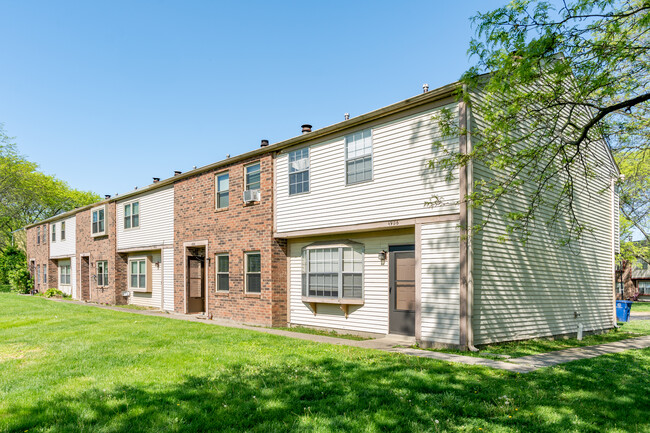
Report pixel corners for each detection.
[0,284,10,293]
[2,293,650,432]
[111,304,159,311]
[632,302,650,313]
[272,326,372,341]
[423,319,650,359]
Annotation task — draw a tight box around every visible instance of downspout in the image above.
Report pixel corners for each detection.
[465,87,479,352]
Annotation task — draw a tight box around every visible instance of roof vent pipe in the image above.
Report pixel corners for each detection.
[105,195,111,199]
[301,124,312,134]
[260,139,269,147]
[174,171,182,176]
[153,178,160,183]
[344,113,350,120]
[423,83,429,93]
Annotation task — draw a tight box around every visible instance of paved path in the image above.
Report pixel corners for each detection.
[630,311,650,321]
[47,298,650,374]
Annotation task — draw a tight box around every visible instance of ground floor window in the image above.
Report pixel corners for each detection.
[245,252,261,293]
[302,242,363,299]
[129,258,148,291]
[639,280,650,295]
[60,264,71,285]
[43,264,47,284]
[216,254,229,291]
[97,261,108,287]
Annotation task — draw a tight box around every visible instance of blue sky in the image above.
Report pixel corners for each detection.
[1,0,505,195]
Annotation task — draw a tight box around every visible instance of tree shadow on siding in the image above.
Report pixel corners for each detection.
[5,350,650,433]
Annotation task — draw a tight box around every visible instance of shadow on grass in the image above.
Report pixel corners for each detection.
[5,349,650,433]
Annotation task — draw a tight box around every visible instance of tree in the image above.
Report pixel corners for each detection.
[0,125,100,248]
[616,148,649,263]
[0,245,27,285]
[433,0,649,246]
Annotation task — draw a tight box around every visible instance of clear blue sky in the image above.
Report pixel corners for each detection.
[1,0,505,196]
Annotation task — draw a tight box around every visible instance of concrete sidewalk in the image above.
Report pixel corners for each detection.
[48,298,650,374]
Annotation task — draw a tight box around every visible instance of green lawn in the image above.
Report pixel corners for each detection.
[1,293,649,433]
[632,302,650,313]
[272,326,371,341]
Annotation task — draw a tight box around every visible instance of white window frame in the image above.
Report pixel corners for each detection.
[97,261,108,287]
[301,241,364,300]
[216,253,229,292]
[61,221,66,241]
[51,224,56,242]
[345,129,373,185]
[288,147,310,195]
[43,264,47,284]
[128,257,150,292]
[215,172,230,209]
[639,281,650,295]
[124,201,140,230]
[244,162,261,192]
[36,265,40,285]
[244,251,261,293]
[91,205,106,237]
[59,264,71,285]
[37,226,40,245]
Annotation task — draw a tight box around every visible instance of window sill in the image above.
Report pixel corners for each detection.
[244,293,261,298]
[215,207,229,213]
[91,232,107,238]
[215,291,230,296]
[301,297,364,318]
[130,288,151,293]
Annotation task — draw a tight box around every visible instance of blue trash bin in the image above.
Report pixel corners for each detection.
[616,300,633,322]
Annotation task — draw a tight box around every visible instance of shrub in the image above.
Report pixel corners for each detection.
[8,268,33,294]
[43,288,64,298]
[0,246,27,285]
[0,284,11,293]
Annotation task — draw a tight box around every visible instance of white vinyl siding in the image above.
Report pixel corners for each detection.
[469,88,618,345]
[117,186,174,250]
[50,216,76,258]
[163,248,175,311]
[288,231,415,334]
[275,104,460,233]
[420,221,461,345]
[128,252,164,309]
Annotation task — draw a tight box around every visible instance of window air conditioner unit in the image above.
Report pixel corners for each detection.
[243,189,260,203]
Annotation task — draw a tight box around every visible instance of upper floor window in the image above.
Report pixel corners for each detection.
[245,163,261,192]
[37,227,40,245]
[97,261,108,287]
[216,173,229,209]
[301,242,363,300]
[345,129,373,184]
[92,206,106,236]
[61,222,66,241]
[51,224,56,242]
[289,148,310,195]
[124,202,140,229]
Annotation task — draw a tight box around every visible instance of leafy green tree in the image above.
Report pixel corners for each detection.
[0,125,100,248]
[0,245,27,285]
[616,149,649,264]
[433,0,649,245]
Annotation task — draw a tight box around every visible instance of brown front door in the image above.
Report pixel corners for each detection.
[389,245,416,336]
[187,255,205,313]
[81,257,90,301]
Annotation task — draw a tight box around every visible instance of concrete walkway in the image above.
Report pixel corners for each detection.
[47,298,650,374]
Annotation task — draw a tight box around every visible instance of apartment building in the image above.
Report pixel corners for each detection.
[25,81,620,348]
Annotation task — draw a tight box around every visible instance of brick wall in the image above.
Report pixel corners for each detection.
[25,224,52,293]
[174,154,287,326]
[76,203,126,304]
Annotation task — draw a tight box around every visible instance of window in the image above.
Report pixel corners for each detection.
[639,281,650,295]
[289,148,310,195]
[37,227,40,245]
[216,173,229,209]
[97,261,108,287]
[124,202,140,229]
[61,222,66,241]
[60,264,71,285]
[129,258,148,291]
[92,207,106,236]
[302,243,363,299]
[51,224,56,242]
[245,252,261,293]
[616,281,624,295]
[345,129,373,184]
[245,163,261,191]
[216,254,229,291]
[36,265,40,285]
[43,264,47,284]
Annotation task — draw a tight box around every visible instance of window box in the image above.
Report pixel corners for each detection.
[300,296,364,318]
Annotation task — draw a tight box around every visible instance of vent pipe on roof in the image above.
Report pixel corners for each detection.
[174,171,182,176]
[423,83,429,93]
[105,195,111,199]
[344,113,350,120]
[301,124,312,134]
[260,139,269,147]
[153,178,160,183]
